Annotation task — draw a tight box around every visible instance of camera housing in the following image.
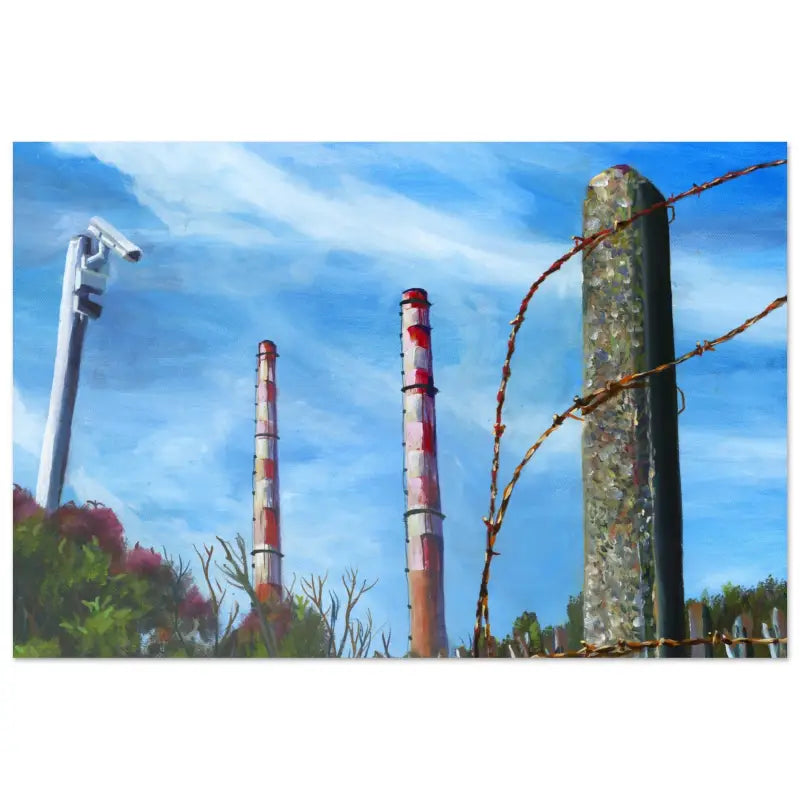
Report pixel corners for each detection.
[87,216,143,262]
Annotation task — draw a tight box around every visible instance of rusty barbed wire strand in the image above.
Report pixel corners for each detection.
[485,158,786,521]
[528,633,788,658]
[464,633,789,658]
[473,293,787,655]
[478,158,787,655]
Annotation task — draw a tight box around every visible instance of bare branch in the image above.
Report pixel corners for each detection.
[215,534,277,657]
[221,599,240,643]
[194,543,228,655]
[335,567,378,657]
[300,572,337,656]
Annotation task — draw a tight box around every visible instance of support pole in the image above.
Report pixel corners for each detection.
[638,176,686,657]
[400,288,448,657]
[581,165,685,656]
[36,235,92,512]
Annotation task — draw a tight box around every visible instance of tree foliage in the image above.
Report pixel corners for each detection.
[16,483,782,659]
[565,591,584,651]
[459,578,786,658]
[13,487,389,658]
[687,576,787,658]
[14,486,216,657]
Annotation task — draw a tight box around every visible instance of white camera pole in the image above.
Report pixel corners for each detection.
[36,219,141,512]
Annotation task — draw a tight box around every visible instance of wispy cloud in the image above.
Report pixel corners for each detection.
[680,429,786,485]
[52,142,572,290]
[12,386,43,459]
[671,249,786,346]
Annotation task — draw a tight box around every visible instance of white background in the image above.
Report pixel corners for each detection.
[1,1,796,797]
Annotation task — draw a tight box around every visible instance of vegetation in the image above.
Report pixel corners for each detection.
[13,484,786,658]
[456,580,786,658]
[686,576,787,658]
[12,486,388,658]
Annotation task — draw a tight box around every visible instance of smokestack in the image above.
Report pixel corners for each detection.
[252,340,282,602]
[400,288,448,657]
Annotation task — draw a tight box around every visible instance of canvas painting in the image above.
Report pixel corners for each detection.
[11,142,787,658]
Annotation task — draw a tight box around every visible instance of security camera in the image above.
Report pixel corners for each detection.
[87,216,143,262]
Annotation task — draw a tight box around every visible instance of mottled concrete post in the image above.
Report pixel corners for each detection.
[252,340,283,601]
[400,288,448,657]
[582,165,685,655]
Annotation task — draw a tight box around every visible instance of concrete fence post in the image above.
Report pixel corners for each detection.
[582,165,686,656]
[400,288,448,657]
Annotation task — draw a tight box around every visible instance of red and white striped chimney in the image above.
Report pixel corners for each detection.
[253,340,282,602]
[400,288,448,657]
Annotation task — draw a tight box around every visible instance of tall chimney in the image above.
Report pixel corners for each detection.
[400,288,448,657]
[252,340,282,601]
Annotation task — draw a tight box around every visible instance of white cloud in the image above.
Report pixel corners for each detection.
[12,386,43,458]
[679,428,786,484]
[69,466,138,517]
[671,249,786,346]
[51,142,570,291]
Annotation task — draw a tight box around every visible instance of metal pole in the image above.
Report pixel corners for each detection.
[637,178,686,657]
[36,235,92,512]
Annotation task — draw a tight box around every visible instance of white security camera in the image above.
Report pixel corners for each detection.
[87,216,143,262]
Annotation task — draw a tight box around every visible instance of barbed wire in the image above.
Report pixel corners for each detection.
[529,633,788,658]
[477,158,787,655]
[485,158,786,532]
[474,294,788,655]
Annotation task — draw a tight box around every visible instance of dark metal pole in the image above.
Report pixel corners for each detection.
[636,180,686,657]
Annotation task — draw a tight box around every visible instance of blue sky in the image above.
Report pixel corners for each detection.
[12,142,787,650]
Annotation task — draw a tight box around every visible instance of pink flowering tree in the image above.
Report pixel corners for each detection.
[13,485,216,657]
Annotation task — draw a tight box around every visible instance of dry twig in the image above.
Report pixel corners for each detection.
[194,543,240,655]
[216,534,277,656]
[299,567,379,657]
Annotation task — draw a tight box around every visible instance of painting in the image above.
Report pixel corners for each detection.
[12,142,787,658]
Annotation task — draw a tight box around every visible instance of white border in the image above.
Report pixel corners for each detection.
[2,1,797,796]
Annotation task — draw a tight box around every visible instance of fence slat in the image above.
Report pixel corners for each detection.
[688,602,713,657]
[728,615,755,658]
